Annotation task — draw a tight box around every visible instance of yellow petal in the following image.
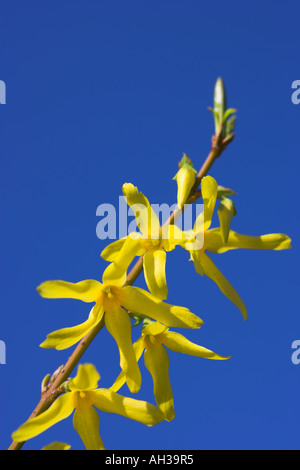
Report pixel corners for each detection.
[105,306,141,394]
[162,224,186,251]
[40,305,104,350]
[143,322,168,337]
[194,176,218,233]
[101,238,127,262]
[122,286,203,329]
[181,229,202,252]
[190,250,204,276]
[196,251,247,320]
[37,280,102,302]
[205,228,292,254]
[101,236,145,263]
[102,265,127,287]
[144,343,175,421]
[143,249,168,300]
[73,400,105,450]
[102,234,142,286]
[12,393,74,442]
[42,442,71,450]
[69,364,101,392]
[92,389,164,426]
[163,331,230,360]
[122,183,160,237]
[110,338,145,393]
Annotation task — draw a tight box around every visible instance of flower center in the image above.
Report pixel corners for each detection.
[74,391,93,409]
[96,285,123,311]
[144,333,164,349]
[140,229,163,251]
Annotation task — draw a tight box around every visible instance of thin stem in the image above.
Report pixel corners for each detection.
[8,317,105,450]
[8,132,230,451]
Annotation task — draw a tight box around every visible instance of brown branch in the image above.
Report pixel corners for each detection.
[8,132,232,451]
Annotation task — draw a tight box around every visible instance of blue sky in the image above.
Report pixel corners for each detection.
[0,0,299,450]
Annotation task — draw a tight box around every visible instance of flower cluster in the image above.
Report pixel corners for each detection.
[12,173,291,450]
[11,79,291,450]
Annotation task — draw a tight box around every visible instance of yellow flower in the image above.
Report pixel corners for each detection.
[12,364,164,451]
[111,322,229,421]
[101,183,185,300]
[42,442,71,450]
[38,264,203,393]
[184,176,291,320]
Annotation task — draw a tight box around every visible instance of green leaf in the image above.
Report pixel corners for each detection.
[223,108,237,122]
[225,115,236,137]
[217,186,237,198]
[208,106,221,134]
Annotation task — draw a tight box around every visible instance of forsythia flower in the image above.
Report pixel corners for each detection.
[184,176,292,319]
[111,321,229,421]
[173,155,197,210]
[38,263,203,393]
[42,442,71,450]
[12,364,164,450]
[101,183,184,300]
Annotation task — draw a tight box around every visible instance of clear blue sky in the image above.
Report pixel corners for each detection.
[0,0,299,450]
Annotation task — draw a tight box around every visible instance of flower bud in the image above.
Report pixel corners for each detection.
[214,77,227,126]
[173,155,197,210]
[41,374,50,393]
[50,365,64,383]
[60,380,71,393]
[218,197,237,244]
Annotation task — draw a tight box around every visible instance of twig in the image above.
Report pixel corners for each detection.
[8,132,231,450]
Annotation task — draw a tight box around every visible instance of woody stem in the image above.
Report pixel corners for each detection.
[8,133,230,451]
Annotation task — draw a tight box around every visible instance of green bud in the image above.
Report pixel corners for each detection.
[214,77,227,131]
[130,314,143,327]
[210,78,237,140]
[50,365,64,383]
[41,373,51,393]
[142,317,155,330]
[60,380,71,393]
